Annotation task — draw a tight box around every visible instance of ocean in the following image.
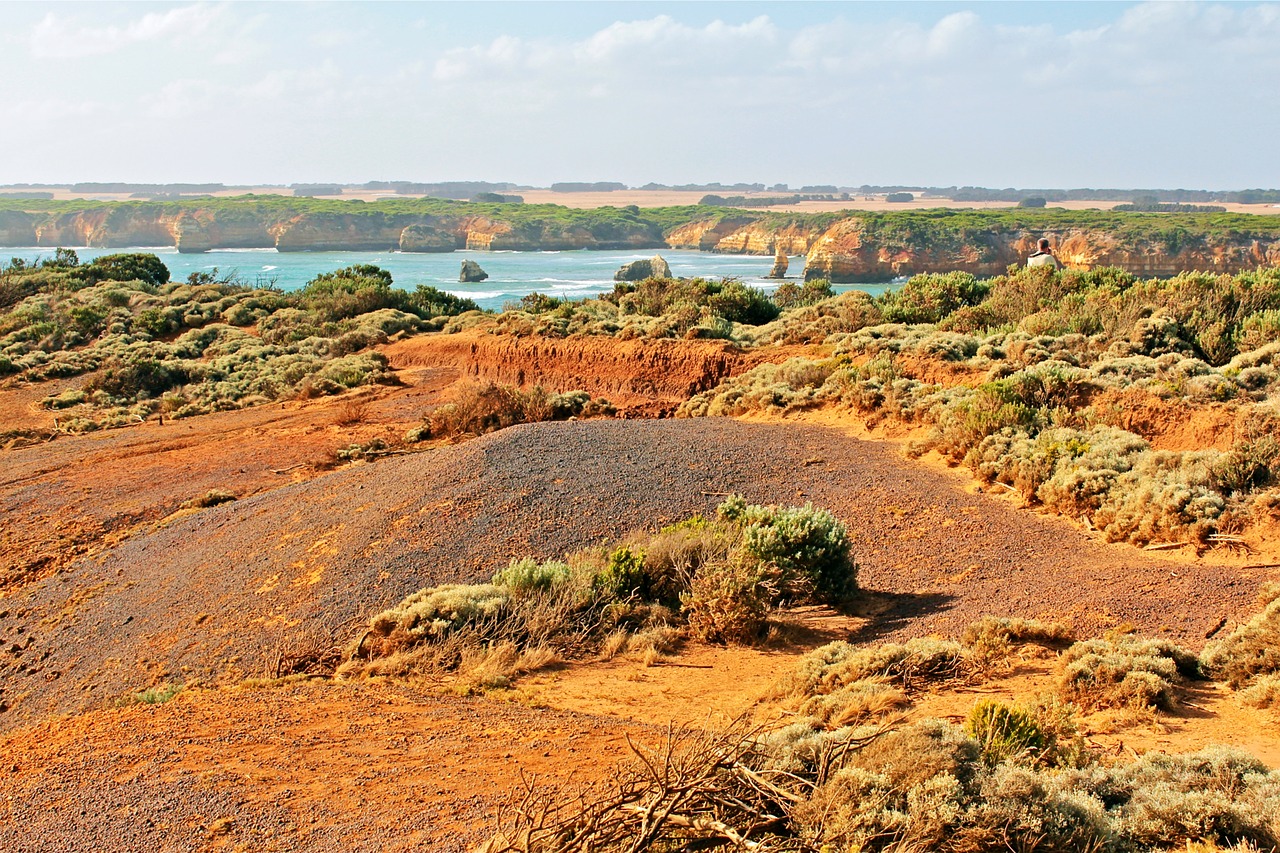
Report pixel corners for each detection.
[3,246,899,311]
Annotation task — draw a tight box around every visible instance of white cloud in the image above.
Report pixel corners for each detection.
[433,14,779,83]
[29,3,224,59]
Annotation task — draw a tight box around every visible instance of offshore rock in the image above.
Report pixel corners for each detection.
[459,260,489,282]
[766,249,789,279]
[614,255,673,281]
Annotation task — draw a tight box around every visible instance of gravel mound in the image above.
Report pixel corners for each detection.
[0,418,1259,730]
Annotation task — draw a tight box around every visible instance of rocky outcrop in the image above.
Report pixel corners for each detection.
[459,260,488,282]
[766,249,789,279]
[0,211,37,245]
[615,255,672,281]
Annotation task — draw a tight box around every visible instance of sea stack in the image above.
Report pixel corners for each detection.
[459,260,489,282]
[766,248,789,279]
[614,254,672,281]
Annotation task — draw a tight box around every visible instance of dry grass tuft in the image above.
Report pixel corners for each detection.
[334,395,372,425]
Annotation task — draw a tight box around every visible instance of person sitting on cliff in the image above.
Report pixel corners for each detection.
[1027,238,1061,269]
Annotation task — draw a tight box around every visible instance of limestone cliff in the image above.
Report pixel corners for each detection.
[664,217,759,251]
[664,218,819,255]
[802,221,1280,282]
[0,204,662,254]
[399,223,458,252]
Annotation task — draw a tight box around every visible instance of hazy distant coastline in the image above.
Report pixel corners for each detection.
[3,193,1279,281]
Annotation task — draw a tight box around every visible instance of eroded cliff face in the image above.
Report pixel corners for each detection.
[386,332,751,408]
[802,221,1280,282]
[665,217,759,251]
[802,220,1013,281]
[665,218,822,256]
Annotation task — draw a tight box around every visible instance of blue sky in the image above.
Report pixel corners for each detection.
[2,1,1277,189]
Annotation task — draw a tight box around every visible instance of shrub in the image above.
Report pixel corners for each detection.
[1115,746,1280,849]
[515,292,565,314]
[682,556,769,644]
[73,252,170,287]
[346,500,854,682]
[182,489,237,509]
[771,279,835,309]
[1058,634,1199,710]
[1201,584,1280,688]
[410,284,480,317]
[962,616,1073,662]
[1238,673,1280,709]
[796,679,909,728]
[427,382,546,437]
[300,265,408,322]
[751,289,884,345]
[1213,434,1280,495]
[485,671,1280,853]
[491,558,571,596]
[965,700,1047,766]
[781,637,968,698]
[591,547,649,599]
[722,496,857,603]
[367,583,512,644]
[117,682,185,706]
[625,518,728,606]
[879,271,985,325]
[87,357,188,400]
[705,279,779,325]
[424,383,613,439]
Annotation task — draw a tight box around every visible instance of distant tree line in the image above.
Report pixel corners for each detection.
[69,183,226,195]
[550,182,627,193]
[292,184,346,197]
[699,193,841,207]
[471,192,525,204]
[363,181,518,199]
[860,186,1280,205]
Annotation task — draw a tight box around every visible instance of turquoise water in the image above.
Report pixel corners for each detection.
[3,246,897,311]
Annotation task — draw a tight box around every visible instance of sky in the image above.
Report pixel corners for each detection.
[1,1,1277,190]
